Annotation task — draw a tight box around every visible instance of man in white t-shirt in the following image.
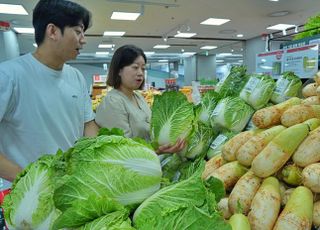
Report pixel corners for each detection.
[0,0,99,182]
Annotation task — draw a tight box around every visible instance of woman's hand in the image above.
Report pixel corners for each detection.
[156,139,186,155]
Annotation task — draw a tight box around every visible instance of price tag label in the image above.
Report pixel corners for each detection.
[210,134,228,150]
[243,76,260,93]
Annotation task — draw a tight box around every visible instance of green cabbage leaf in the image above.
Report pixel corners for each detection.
[53,135,162,212]
[271,71,302,104]
[151,91,194,148]
[3,155,61,230]
[240,74,276,110]
[132,163,230,230]
[210,97,254,132]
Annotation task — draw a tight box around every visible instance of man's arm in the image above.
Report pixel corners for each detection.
[0,154,22,182]
[84,120,100,137]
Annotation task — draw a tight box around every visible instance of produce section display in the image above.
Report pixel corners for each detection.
[2,69,320,229]
[202,70,320,229]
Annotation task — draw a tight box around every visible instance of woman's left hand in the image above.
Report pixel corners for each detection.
[156,139,186,155]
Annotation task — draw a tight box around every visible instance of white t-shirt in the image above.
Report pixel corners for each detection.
[0,53,95,168]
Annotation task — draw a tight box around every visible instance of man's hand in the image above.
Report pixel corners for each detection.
[156,139,186,155]
[0,154,22,182]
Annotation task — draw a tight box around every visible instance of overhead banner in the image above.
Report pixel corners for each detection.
[256,44,319,78]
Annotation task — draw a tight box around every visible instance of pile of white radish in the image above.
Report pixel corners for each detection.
[202,71,320,230]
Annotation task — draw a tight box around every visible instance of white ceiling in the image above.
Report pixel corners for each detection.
[0,0,319,63]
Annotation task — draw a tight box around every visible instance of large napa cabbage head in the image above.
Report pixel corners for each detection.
[150,91,194,149]
[3,155,61,230]
[53,135,162,212]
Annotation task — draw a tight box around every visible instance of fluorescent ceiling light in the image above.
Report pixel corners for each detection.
[144,52,155,55]
[216,59,224,63]
[111,12,140,21]
[216,53,233,57]
[0,4,28,15]
[98,44,114,48]
[267,24,295,30]
[182,52,196,56]
[13,27,35,34]
[96,52,109,55]
[200,46,217,50]
[153,45,170,49]
[103,31,125,36]
[237,34,244,38]
[200,18,230,26]
[269,0,279,2]
[158,59,169,62]
[174,32,197,38]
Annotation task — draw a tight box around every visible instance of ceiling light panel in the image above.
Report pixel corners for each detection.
[144,52,155,55]
[201,46,217,50]
[98,44,114,48]
[200,18,230,26]
[0,4,28,15]
[111,12,140,21]
[267,24,295,30]
[13,27,35,34]
[153,45,170,49]
[216,53,233,57]
[103,31,126,36]
[174,32,197,38]
[182,52,196,57]
[96,52,109,55]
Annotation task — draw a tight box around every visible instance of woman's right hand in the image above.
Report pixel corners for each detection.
[156,139,186,155]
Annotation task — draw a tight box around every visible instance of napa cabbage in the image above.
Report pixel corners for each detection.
[215,65,248,98]
[53,135,162,213]
[210,97,254,132]
[182,122,217,159]
[151,91,194,148]
[132,163,231,230]
[271,71,302,104]
[2,155,61,230]
[52,195,134,230]
[198,90,221,126]
[240,74,276,110]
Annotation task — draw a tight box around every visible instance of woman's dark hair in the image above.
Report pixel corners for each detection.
[32,0,92,45]
[107,45,147,90]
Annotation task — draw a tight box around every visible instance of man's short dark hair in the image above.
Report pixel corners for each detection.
[32,0,92,45]
[107,45,147,90]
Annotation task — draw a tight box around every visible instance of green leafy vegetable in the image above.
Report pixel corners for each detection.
[198,90,221,126]
[206,131,236,159]
[52,196,131,229]
[77,213,135,230]
[215,66,248,98]
[3,155,61,230]
[54,135,162,212]
[151,91,194,148]
[210,97,254,132]
[294,14,320,40]
[240,74,276,110]
[271,71,302,104]
[132,162,230,230]
[98,127,124,137]
[182,122,217,159]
